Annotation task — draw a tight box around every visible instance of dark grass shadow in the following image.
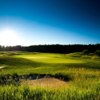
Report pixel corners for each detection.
[0,56,45,67]
[50,62,100,70]
[0,73,72,85]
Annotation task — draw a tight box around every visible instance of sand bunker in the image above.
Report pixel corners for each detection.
[0,66,5,69]
[22,77,69,88]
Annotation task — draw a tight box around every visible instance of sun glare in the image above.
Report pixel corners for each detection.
[0,28,22,46]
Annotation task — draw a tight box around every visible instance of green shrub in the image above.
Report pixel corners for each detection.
[95,50,100,56]
[82,49,89,55]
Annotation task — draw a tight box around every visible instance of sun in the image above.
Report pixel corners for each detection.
[0,28,22,46]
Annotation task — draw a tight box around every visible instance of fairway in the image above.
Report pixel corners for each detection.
[15,53,85,63]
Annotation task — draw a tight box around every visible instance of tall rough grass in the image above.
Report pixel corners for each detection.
[0,83,100,100]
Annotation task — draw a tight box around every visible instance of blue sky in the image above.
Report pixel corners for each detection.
[0,0,100,46]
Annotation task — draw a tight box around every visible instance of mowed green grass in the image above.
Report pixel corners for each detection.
[15,53,84,63]
[0,52,99,74]
[0,51,100,100]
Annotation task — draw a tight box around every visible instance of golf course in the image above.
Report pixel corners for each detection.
[0,51,100,100]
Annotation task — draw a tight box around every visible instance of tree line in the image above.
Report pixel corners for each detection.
[0,44,100,53]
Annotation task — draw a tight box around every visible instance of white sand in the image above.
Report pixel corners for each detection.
[0,66,5,69]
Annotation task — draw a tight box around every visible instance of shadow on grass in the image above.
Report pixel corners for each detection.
[49,62,100,70]
[0,56,45,67]
[0,73,72,85]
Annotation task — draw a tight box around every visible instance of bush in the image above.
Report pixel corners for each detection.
[95,50,100,56]
[82,49,89,55]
